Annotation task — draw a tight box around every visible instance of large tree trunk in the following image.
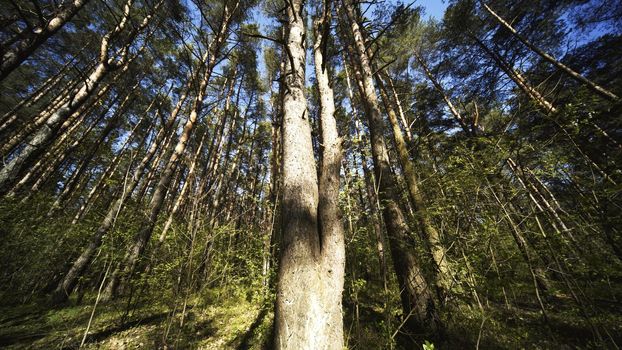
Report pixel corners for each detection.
[313,2,346,346]
[273,0,323,345]
[273,0,345,348]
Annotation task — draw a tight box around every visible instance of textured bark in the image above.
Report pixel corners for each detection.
[273,0,345,348]
[341,0,439,335]
[272,0,322,345]
[313,3,346,347]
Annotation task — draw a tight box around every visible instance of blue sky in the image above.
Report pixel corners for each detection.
[248,0,450,89]
[417,0,448,20]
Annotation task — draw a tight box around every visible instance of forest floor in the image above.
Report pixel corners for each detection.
[0,289,273,350]
[0,289,621,349]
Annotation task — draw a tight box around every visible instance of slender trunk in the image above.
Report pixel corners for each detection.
[341,0,439,335]
[0,60,102,157]
[50,77,186,304]
[50,154,136,303]
[488,182,549,321]
[343,58,388,292]
[0,52,82,136]
[376,73,453,296]
[7,94,112,198]
[101,4,236,300]
[48,93,134,215]
[420,59,557,306]
[158,125,209,243]
[0,0,152,195]
[0,0,90,81]
[17,74,121,199]
[384,73,413,142]
[72,103,156,223]
[472,35,557,113]
[0,64,108,195]
[413,53,472,134]
[482,2,619,102]
[506,157,579,249]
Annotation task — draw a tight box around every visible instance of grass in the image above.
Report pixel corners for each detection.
[0,289,273,350]
[0,285,620,349]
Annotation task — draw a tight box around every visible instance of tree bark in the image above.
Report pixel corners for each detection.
[272,1,324,346]
[273,0,346,348]
[313,3,346,346]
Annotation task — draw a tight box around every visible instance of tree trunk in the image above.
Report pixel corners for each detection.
[313,3,346,346]
[273,0,346,348]
[0,63,108,195]
[341,0,439,336]
[471,35,557,113]
[0,0,152,195]
[0,0,90,81]
[376,73,453,297]
[50,77,187,304]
